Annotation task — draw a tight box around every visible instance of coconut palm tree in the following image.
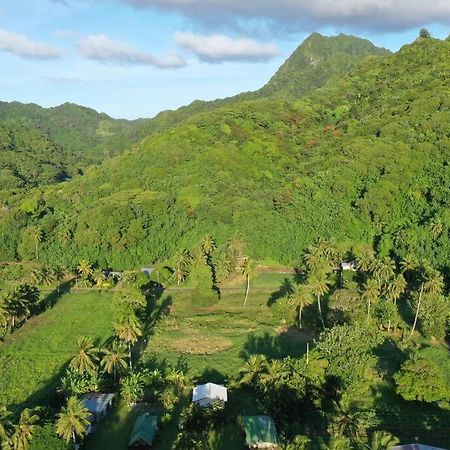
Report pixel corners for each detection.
[288,284,313,329]
[356,250,376,276]
[114,315,142,370]
[92,269,106,287]
[77,260,93,280]
[386,274,407,306]
[368,430,399,450]
[309,277,329,329]
[239,355,267,386]
[201,235,216,257]
[407,268,444,341]
[56,397,91,445]
[69,336,99,374]
[9,409,39,450]
[101,343,128,381]
[241,258,257,306]
[0,301,9,336]
[373,257,395,286]
[362,278,379,322]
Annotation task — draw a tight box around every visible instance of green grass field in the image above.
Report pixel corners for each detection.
[0,291,114,414]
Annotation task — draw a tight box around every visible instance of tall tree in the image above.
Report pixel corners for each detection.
[101,343,128,381]
[241,258,256,306]
[9,409,39,450]
[288,284,313,329]
[362,278,379,322]
[114,314,142,370]
[69,336,99,374]
[309,277,329,329]
[56,397,91,445]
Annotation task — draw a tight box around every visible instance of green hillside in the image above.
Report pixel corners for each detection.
[0,36,448,272]
[134,33,390,135]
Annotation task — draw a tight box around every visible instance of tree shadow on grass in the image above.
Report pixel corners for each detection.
[267,278,294,307]
[239,329,309,361]
[41,279,74,311]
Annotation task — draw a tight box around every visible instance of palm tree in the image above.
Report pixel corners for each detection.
[120,373,144,406]
[56,397,91,445]
[9,409,39,450]
[362,278,379,322]
[101,343,128,381]
[407,268,444,341]
[114,315,142,370]
[357,250,376,276]
[369,430,399,450]
[0,404,12,443]
[386,274,406,306]
[239,355,267,386]
[373,257,395,286]
[201,235,216,257]
[288,284,313,329]
[69,336,99,374]
[309,277,329,329]
[77,260,93,280]
[241,258,257,306]
[92,269,106,287]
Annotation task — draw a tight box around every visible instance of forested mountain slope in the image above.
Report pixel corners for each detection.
[0,37,448,272]
[0,33,388,193]
[134,33,390,135]
[0,102,144,191]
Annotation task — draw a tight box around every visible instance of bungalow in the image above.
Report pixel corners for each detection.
[241,415,279,449]
[390,445,447,450]
[81,393,115,423]
[128,413,158,449]
[192,383,227,407]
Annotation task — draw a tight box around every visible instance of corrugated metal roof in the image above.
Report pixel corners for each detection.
[192,383,227,402]
[391,445,447,450]
[242,415,278,446]
[128,414,157,447]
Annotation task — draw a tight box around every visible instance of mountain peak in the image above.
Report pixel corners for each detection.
[260,33,390,98]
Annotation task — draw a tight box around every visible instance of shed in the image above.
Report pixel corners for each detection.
[81,393,114,423]
[128,414,157,449]
[192,383,227,407]
[241,415,278,449]
[390,445,447,450]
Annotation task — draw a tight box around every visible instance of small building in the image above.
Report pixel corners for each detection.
[241,416,279,449]
[128,414,157,449]
[390,445,447,450]
[192,383,227,407]
[341,260,356,271]
[81,393,115,423]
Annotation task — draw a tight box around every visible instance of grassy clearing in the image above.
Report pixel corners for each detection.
[0,291,114,413]
[144,290,310,380]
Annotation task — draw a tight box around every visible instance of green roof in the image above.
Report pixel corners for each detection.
[128,414,157,448]
[241,416,278,446]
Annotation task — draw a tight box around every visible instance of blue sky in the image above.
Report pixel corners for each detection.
[0,0,448,119]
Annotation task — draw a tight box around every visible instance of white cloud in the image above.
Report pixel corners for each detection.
[77,34,186,68]
[175,32,279,62]
[122,0,450,32]
[0,28,62,60]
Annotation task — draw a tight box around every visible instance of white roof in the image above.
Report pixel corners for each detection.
[192,383,227,403]
[391,446,447,450]
[82,393,115,413]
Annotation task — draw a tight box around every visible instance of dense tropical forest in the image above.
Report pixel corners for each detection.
[0,31,450,450]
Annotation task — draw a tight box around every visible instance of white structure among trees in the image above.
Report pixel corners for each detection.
[192,383,227,407]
